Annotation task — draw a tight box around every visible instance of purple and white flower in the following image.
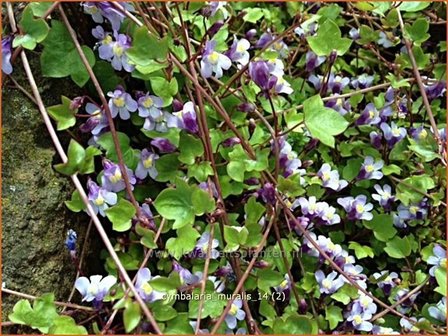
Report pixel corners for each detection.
[137,93,164,118]
[427,244,446,276]
[225,299,246,329]
[380,122,407,147]
[227,37,250,67]
[87,179,118,216]
[93,26,134,72]
[356,103,381,126]
[410,126,429,142]
[194,232,220,259]
[135,149,159,180]
[351,74,374,89]
[75,274,117,303]
[151,138,176,153]
[305,51,325,72]
[397,201,428,221]
[101,159,136,192]
[318,163,347,191]
[372,184,395,210]
[172,261,199,285]
[201,40,231,79]
[315,270,344,294]
[372,271,399,295]
[107,87,138,120]
[135,268,165,303]
[346,305,373,332]
[370,131,383,149]
[249,60,277,91]
[2,36,13,75]
[337,195,374,221]
[82,2,133,31]
[424,80,446,100]
[327,74,350,94]
[428,297,446,322]
[168,101,199,134]
[357,156,384,180]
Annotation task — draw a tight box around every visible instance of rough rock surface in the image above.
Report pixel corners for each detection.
[1,57,101,333]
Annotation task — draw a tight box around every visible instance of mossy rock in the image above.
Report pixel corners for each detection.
[1,56,102,333]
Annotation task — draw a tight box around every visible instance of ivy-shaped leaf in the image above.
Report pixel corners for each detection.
[105,199,136,232]
[47,96,77,130]
[304,95,349,148]
[13,6,49,50]
[40,20,95,87]
[306,19,352,56]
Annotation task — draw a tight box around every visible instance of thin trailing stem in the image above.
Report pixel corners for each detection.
[57,4,142,220]
[62,219,93,313]
[6,3,160,331]
[2,288,94,312]
[194,224,215,334]
[210,213,275,334]
[371,276,430,321]
[396,9,440,144]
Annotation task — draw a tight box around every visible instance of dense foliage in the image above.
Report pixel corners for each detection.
[2,1,447,334]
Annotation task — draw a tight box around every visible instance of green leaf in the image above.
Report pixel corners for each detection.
[188,283,227,319]
[227,161,246,182]
[178,133,204,165]
[154,184,195,229]
[41,20,95,87]
[331,284,358,305]
[151,301,178,322]
[398,2,430,12]
[245,197,266,226]
[404,18,430,45]
[105,199,136,232]
[47,96,77,130]
[363,214,397,242]
[54,139,85,175]
[126,26,169,66]
[65,190,86,212]
[259,299,276,320]
[78,146,102,174]
[149,77,178,105]
[358,25,380,44]
[382,164,402,176]
[396,175,435,205]
[13,6,49,50]
[348,242,374,259]
[304,95,349,148]
[384,236,412,258]
[325,305,343,329]
[257,269,284,292]
[164,313,193,334]
[243,8,265,23]
[273,314,315,334]
[408,138,440,162]
[92,61,123,93]
[97,132,138,169]
[123,301,141,333]
[434,267,446,295]
[306,20,352,56]
[149,273,182,291]
[9,293,58,333]
[224,226,249,252]
[191,187,216,215]
[29,2,53,16]
[166,225,200,259]
[154,153,181,182]
[48,316,88,335]
[187,162,213,182]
